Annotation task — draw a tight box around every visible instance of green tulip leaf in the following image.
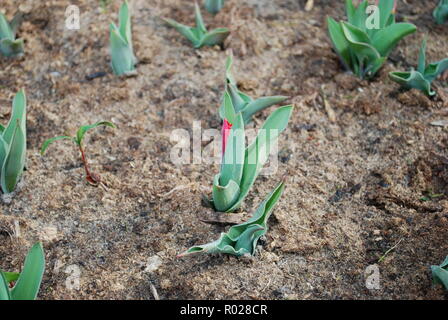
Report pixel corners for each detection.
[11,242,45,300]
[0,272,11,300]
[181,182,285,257]
[205,0,225,14]
[434,0,448,24]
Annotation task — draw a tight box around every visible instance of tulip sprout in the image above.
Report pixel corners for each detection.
[0,12,24,57]
[0,90,27,194]
[389,38,448,96]
[432,256,448,291]
[41,121,116,186]
[327,0,416,79]
[434,0,448,24]
[212,92,292,212]
[205,0,225,14]
[179,182,285,257]
[110,1,138,76]
[163,2,230,49]
[0,242,45,300]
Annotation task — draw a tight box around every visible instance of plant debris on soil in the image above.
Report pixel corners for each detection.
[0,0,448,300]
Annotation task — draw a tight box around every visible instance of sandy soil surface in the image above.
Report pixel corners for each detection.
[0,0,447,299]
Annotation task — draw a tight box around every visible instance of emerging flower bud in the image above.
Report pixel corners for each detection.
[221,118,233,156]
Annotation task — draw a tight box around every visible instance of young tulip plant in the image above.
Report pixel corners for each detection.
[0,90,26,194]
[110,0,137,76]
[219,54,288,125]
[205,0,225,14]
[0,242,45,300]
[211,92,292,213]
[163,2,230,49]
[431,256,448,291]
[0,12,24,57]
[434,0,448,24]
[41,121,116,186]
[389,38,448,96]
[327,0,416,79]
[179,181,285,257]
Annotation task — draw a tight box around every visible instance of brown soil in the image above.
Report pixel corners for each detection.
[1,0,448,300]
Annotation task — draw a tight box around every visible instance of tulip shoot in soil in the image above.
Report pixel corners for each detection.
[205,0,225,14]
[431,256,448,291]
[110,0,137,76]
[0,12,24,57]
[41,121,116,186]
[0,89,27,194]
[0,242,45,300]
[389,38,448,96]
[434,0,448,24]
[179,182,285,257]
[327,0,416,79]
[163,2,230,49]
[212,93,292,213]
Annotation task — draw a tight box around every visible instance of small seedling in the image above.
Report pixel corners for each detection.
[0,12,24,57]
[431,256,448,291]
[0,242,45,300]
[327,0,416,79]
[0,89,26,194]
[110,1,137,76]
[41,121,116,186]
[389,38,448,96]
[211,92,292,212]
[434,0,448,24]
[205,0,225,14]
[163,2,230,49]
[219,54,288,125]
[179,182,285,257]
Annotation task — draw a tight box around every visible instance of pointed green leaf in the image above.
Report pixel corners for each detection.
[424,58,448,83]
[0,271,11,300]
[371,22,416,57]
[345,0,356,25]
[163,18,200,47]
[327,18,352,72]
[110,24,136,76]
[199,28,230,48]
[194,2,207,34]
[118,0,131,42]
[11,243,45,300]
[76,121,116,146]
[434,0,448,24]
[417,38,427,74]
[40,136,74,155]
[9,12,23,37]
[1,121,26,194]
[205,0,225,14]
[0,12,13,40]
[242,96,288,124]
[352,0,368,30]
[378,0,395,29]
[225,54,237,85]
[3,89,26,145]
[0,135,7,174]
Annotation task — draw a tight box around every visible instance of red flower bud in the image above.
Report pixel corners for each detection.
[222,119,233,156]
